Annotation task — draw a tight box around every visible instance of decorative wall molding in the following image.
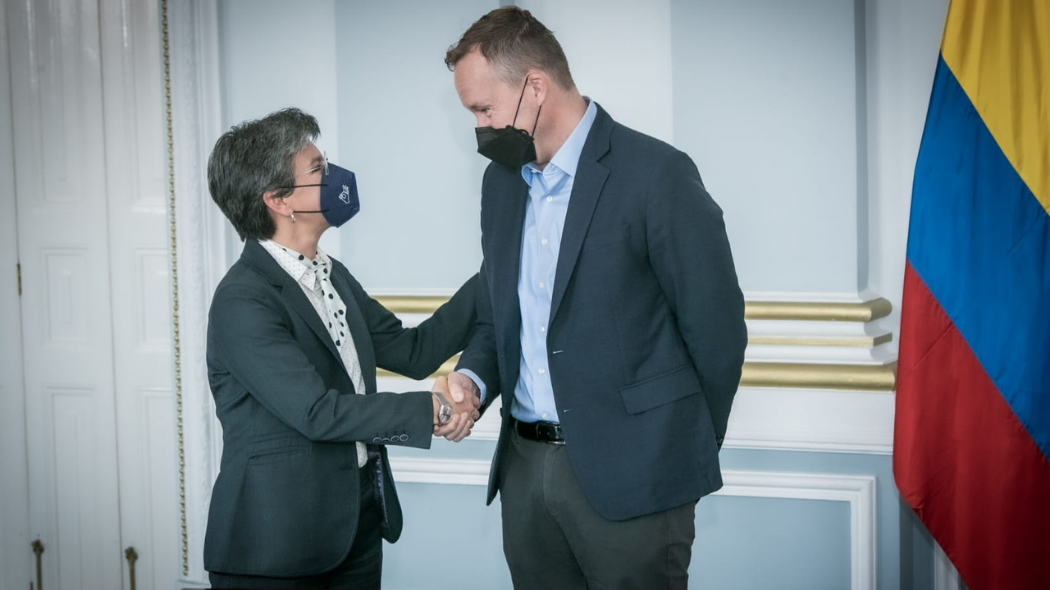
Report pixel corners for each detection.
[748,333,893,348]
[167,0,224,584]
[724,386,894,455]
[721,470,877,590]
[742,362,896,391]
[390,457,492,486]
[374,295,452,315]
[746,298,892,322]
[375,295,893,323]
[389,458,877,590]
[374,294,897,391]
[378,358,897,392]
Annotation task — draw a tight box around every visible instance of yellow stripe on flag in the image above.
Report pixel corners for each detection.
[940,0,1050,215]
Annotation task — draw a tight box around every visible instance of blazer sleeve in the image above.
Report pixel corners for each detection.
[645,150,748,445]
[344,270,479,381]
[455,258,501,412]
[208,282,434,447]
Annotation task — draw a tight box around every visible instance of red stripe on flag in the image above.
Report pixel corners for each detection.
[895,262,1050,588]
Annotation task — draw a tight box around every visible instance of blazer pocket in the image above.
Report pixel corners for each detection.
[619,364,703,415]
[581,225,631,251]
[248,434,310,462]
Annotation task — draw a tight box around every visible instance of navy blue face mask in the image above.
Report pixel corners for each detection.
[284,159,361,228]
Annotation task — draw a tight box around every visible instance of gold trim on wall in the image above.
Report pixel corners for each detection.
[745,299,892,322]
[373,296,898,391]
[374,295,451,315]
[741,362,897,391]
[378,356,898,392]
[747,333,893,348]
[375,295,894,324]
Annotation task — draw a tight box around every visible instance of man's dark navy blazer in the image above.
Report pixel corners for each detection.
[458,104,747,521]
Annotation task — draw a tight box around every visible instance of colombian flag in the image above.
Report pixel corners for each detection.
[893,1,1050,588]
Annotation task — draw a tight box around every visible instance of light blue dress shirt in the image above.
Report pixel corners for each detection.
[462,99,598,424]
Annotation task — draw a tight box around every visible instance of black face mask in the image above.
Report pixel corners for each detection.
[475,79,541,169]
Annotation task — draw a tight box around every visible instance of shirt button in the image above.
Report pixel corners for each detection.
[538,368,546,375]
[540,326,546,333]
[538,282,545,289]
[546,196,553,202]
[542,413,549,419]
[541,238,548,245]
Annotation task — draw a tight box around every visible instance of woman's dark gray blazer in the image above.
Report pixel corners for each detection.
[203,239,476,577]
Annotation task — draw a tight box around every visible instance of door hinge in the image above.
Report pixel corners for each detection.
[17,262,22,296]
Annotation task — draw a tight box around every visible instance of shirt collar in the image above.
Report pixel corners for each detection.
[258,239,330,290]
[522,97,598,182]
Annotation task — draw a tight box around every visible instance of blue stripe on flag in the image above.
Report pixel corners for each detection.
[907,57,1050,461]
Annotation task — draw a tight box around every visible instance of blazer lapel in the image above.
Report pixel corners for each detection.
[329,267,377,394]
[490,170,529,350]
[549,107,613,321]
[241,240,342,364]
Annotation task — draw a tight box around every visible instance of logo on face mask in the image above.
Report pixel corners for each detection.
[339,184,351,204]
[475,78,541,169]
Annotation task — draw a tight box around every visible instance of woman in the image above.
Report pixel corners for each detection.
[202,108,478,589]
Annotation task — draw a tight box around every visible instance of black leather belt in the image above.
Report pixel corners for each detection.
[511,417,565,444]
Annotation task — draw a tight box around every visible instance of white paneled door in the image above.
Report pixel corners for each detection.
[3,0,175,589]
[8,0,124,587]
[98,0,179,586]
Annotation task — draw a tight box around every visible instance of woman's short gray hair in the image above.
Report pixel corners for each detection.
[207,108,320,241]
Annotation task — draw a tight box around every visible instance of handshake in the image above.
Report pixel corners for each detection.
[431,371,482,443]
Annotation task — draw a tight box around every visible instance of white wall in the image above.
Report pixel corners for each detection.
[218,0,494,291]
[671,0,865,295]
[865,0,949,337]
[331,0,493,291]
[218,0,345,260]
[520,0,675,144]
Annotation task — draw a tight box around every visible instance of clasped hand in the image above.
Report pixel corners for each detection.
[432,372,481,442]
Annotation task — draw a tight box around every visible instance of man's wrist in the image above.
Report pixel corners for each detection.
[456,368,487,403]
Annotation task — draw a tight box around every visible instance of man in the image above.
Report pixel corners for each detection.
[203,108,478,589]
[444,7,747,589]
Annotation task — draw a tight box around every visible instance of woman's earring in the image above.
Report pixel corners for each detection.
[290,212,296,223]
